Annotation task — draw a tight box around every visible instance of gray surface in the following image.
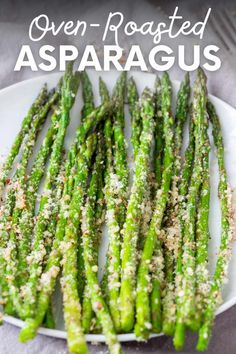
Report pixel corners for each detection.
[0,0,236,353]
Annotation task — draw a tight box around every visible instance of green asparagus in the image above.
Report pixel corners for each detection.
[174,68,208,350]
[81,71,95,118]
[197,100,233,351]
[0,85,48,195]
[127,77,141,159]
[135,73,174,339]
[2,88,59,315]
[120,88,155,332]
[61,134,97,354]
[22,67,80,318]
[19,134,96,345]
[162,73,190,335]
[82,139,122,353]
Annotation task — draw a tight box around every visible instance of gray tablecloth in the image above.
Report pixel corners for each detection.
[0,0,236,353]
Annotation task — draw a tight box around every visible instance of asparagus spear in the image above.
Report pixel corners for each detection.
[127,77,141,159]
[98,77,112,304]
[0,85,48,195]
[120,88,155,332]
[161,73,190,335]
[135,103,153,250]
[1,88,59,315]
[81,71,95,118]
[127,82,154,253]
[18,134,97,345]
[179,105,195,198]
[150,245,165,334]
[65,100,110,200]
[149,74,163,329]
[154,77,163,186]
[168,107,195,343]
[101,74,128,331]
[191,135,210,330]
[61,134,97,354]
[127,77,138,115]
[197,101,233,351]
[99,77,110,105]
[77,70,95,304]
[48,103,110,276]
[81,169,104,333]
[42,157,66,330]
[112,72,128,226]
[104,119,122,330]
[149,89,164,335]
[2,81,60,316]
[174,68,208,350]
[22,67,80,318]
[135,73,174,339]
[0,187,16,315]
[17,108,62,285]
[19,103,110,342]
[4,107,61,317]
[82,139,122,354]
[82,78,108,332]
[43,154,66,263]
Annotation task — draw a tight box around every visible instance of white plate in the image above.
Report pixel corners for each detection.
[0,70,236,342]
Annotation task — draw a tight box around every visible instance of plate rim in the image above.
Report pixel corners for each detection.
[1,70,236,342]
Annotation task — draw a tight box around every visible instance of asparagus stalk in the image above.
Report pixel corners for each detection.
[81,71,95,118]
[77,70,95,304]
[82,78,108,332]
[154,77,163,186]
[42,158,66,330]
[127,77,138,115]
[150,246,165,334]
[61,134,97,354]
[112,72,128,226]
[148,76,164,333]
[44,155,66,263]
[1,88,59,315]
[135,73,174,339]
[19,103,110,343]
[22,68,80,318]
[120,88,155,332]
[168,107,195,344]
[150,77,163,332]
[82,140,122,354]
[179,105,195,198]
[191,135,210,330]
[18,134,97,344]
[174,68,208,350]
[17,108,62,284]
[149,77,167,333]
[104,119,122,330]
[197,101,233,351]
[127,77,141,159]
[48,103,110,280]
[127,83,154,255]
[102,74,128,331]
[65,100,110,200]
[98,77,112,303]
[2,81,59,316]
[81,169,104,333]
[161,73,190,335]
[99,77,110,105]
[0,85,48,195]
[137,82,157,252]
